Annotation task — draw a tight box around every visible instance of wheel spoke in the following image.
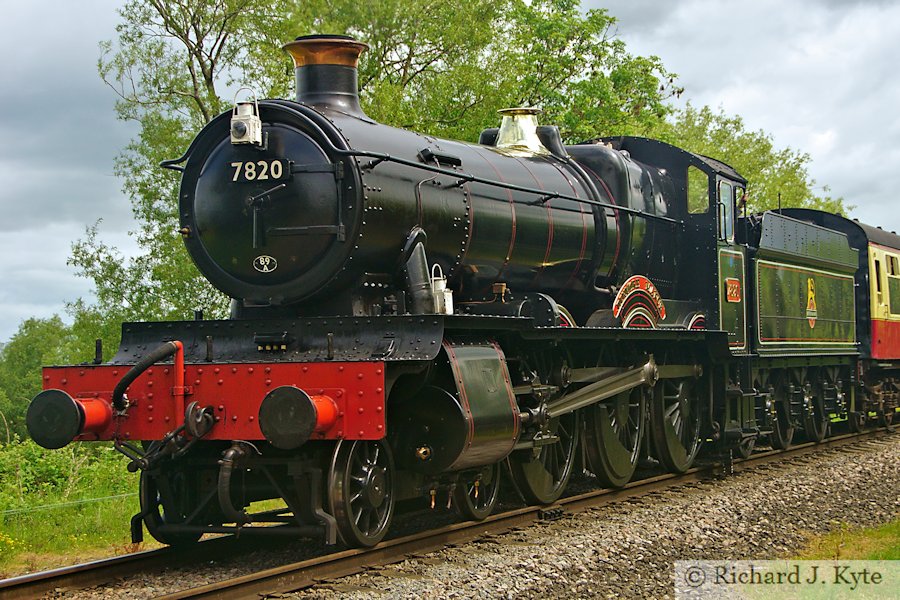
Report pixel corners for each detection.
[651,376,701,473]
[664,402,679,420]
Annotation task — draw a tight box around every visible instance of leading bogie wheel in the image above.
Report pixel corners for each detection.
[508,410,580,505]
[454,462,502,521]
[139,469,202,546]
[650,377,703,473]
[328,439,395,547]
[583,387,646,488]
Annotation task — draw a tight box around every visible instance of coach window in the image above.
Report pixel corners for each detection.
[888,256,900,314]
[687,166,709,214]
[875,259,883,296]
[718,180,734,241]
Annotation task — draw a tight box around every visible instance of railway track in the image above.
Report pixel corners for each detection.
[1,428,893,600]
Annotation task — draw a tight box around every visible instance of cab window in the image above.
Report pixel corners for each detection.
[687,167,708,214]
[718,181,734,241]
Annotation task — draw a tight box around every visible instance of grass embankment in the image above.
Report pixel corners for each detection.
[796,520,900,560]
[0,438,144,576]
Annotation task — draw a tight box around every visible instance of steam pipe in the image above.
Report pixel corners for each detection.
[405,242,433,314]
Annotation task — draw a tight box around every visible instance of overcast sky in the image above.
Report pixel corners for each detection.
[593,0,900,224]
[1,0,899,342]
[1,0,138,343]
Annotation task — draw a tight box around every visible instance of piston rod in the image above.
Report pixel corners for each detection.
[545,356,701,419]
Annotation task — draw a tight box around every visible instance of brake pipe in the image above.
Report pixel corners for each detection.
[111,341,185,413]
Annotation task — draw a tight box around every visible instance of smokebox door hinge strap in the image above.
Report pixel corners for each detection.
[290,162,339,175]
[266,225,346,240]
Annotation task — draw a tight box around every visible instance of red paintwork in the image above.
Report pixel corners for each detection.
[173,341,186,423]
[310,394,339,432]
[42,361,386,443]
[871,319,900,359]
[79,397,112,434]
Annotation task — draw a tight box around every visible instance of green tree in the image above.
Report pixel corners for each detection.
[0,317,78,437]
[288,0,677,142]
[70,0,678,337]
[76,0,295,327]
[657,104,850,215]
[0,389,12,444]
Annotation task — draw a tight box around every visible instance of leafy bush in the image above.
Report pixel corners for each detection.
[0,438,140,572]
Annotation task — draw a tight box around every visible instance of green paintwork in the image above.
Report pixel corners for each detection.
[718,245,747,352]
[756,259,856,351]
[443,342,519,468]
[757,212,857,271]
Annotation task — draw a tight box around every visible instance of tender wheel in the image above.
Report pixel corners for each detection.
[879,406,895,427]
[768,376,794,449]
[328,439,395,547]
[508,411,580,504]
[735,436,756,459]
[454,462,501,521]
[650,377,702,473]
[770,411,794,449]
[583,387,646,488]
[803,386,828,443]
[139,469,202,546]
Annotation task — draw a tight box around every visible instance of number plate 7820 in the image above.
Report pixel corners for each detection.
[229,159,290,182]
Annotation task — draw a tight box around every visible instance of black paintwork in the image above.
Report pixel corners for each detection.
[179,100,744,328]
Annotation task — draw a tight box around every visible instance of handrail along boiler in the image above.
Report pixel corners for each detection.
[26,35,898,547]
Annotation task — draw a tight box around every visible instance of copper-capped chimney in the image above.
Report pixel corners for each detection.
[282,34,369,117]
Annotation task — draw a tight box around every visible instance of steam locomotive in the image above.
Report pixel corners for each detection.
[26,35,898,548]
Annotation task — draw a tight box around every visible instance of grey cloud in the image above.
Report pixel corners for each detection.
[594,0,900,235]
[0,0,138,340]
[586,1,676,34]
